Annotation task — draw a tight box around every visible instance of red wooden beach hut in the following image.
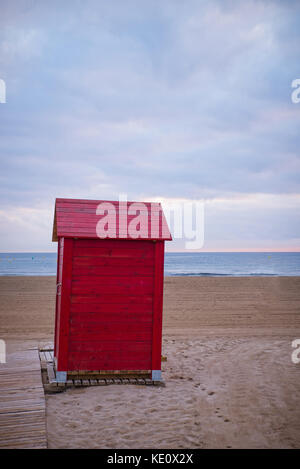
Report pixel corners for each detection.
[52,198,172,382]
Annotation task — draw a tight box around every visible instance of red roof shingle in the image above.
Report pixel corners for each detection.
[52,198,172,242]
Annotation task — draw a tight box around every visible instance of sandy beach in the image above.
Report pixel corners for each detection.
[1,275,300,448]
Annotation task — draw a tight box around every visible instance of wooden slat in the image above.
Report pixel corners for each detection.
[71,275,153,285]
[73,265,154,277]
[56,237,73,372]
[67,348,151,362]
[68,326,152,341]
[57,218,162,227]
[151,241,165,372]
[75,239,156,249]
[71,283,153,296]
[56,199,162,210]
[72,257,154,268]
[67,357,152,370]
[68,340,151,353]
[71,294,153,304]
[70,302,153,314]
[70,313,153,324]
[47,363,56,383]
[73,245,154,257]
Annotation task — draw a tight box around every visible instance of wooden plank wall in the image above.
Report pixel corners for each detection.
[67,239,156,371]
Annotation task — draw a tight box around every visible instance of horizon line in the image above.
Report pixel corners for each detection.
[0,249,299,254]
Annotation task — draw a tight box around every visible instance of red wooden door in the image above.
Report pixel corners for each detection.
[68,239,156,371]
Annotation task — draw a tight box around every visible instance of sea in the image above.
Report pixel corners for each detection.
[0,252,299,277]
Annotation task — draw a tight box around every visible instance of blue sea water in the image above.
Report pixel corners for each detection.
[164,252,300,276]
[0,252,299,276]
[0,253,57,276]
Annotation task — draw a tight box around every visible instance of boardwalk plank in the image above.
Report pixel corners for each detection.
[0,348,47,449]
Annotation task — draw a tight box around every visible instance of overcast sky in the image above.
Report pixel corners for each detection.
[0,0,299,251]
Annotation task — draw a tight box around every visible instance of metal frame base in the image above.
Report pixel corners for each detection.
[55,371,67,383]
[151,370,162,381]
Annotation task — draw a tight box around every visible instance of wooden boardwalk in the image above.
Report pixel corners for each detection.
[0,347,47,449]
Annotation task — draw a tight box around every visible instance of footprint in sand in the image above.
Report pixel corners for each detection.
[67,422,78,429]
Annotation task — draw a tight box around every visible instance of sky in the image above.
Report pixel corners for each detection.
[0,0,300,252]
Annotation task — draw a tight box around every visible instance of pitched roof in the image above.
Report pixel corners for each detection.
[52,198,172,241]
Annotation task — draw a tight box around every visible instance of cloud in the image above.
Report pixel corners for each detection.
[0,28,44,64]
[0,0,299,250]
